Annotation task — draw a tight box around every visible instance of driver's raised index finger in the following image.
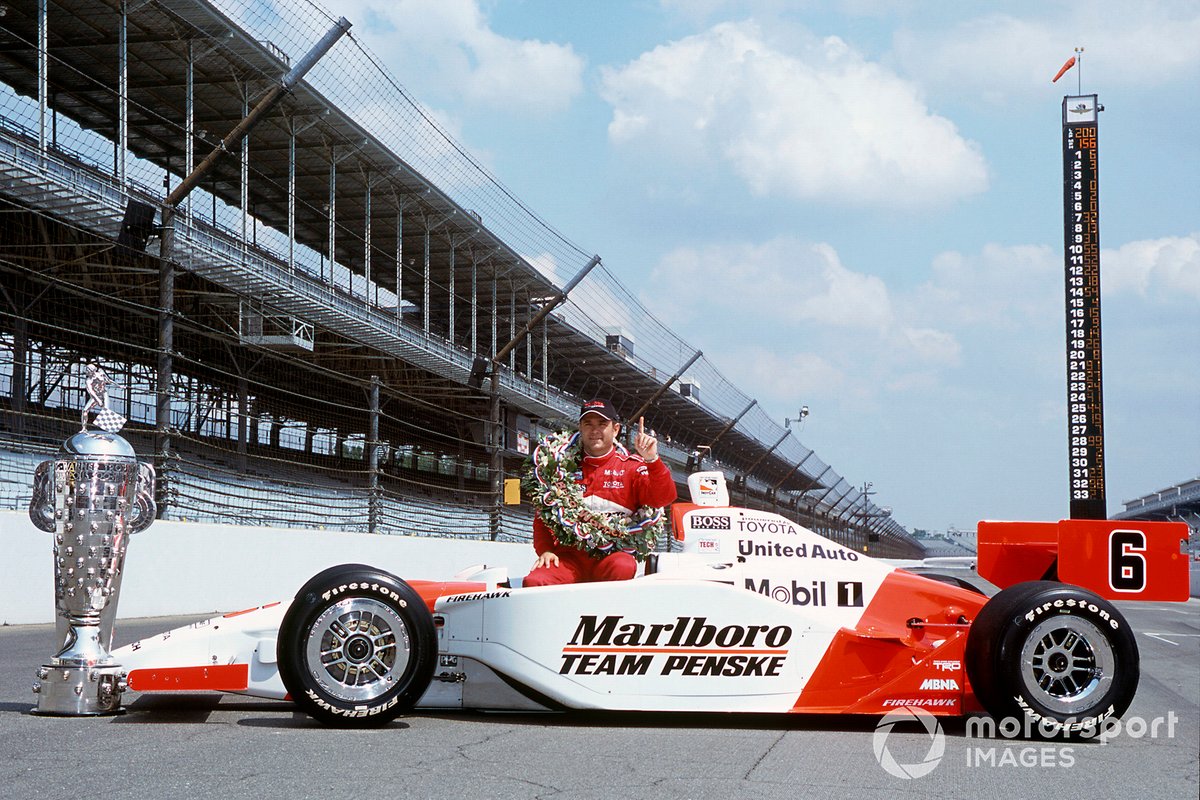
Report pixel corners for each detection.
[639,417,645,436]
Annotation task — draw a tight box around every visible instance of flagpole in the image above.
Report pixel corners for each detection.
[1075,46,1084,94]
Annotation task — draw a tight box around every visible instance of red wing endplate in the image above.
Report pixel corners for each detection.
[978,519,1191,601]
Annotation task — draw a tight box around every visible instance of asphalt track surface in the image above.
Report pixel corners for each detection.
[1,596,1196,800]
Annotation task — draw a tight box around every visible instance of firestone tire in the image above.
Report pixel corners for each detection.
[966,581,1138,736]
[277,565,436,727]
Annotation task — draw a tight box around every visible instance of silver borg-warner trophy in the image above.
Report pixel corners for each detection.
[28,363,155,714]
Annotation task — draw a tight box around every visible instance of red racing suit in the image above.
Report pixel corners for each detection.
[525,447,677,586]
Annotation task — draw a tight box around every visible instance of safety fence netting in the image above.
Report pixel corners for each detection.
[0,261,533,541]
[0,0,921,556]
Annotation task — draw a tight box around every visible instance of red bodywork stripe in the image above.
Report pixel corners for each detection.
[127,664,250,692]
[793,569,986,715]
[221,601,281,619]
[408,580,488,611]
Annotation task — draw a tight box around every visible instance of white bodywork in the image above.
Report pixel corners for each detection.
[114,502,914,713]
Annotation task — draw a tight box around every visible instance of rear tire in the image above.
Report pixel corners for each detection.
[966,581,1138,736]
[277,565,436,727]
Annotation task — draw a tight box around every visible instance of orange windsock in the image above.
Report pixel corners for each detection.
[1052,56,1077,83]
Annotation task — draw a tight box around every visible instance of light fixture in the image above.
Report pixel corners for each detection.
[784,405,809,429]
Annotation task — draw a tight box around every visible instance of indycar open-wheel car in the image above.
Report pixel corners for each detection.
[113,472,1190,732]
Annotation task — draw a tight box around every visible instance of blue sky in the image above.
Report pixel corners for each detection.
[308,0,1197,532]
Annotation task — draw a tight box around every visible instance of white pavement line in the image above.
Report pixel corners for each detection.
[1123,604,1198,615]
[1140,632,1200,646]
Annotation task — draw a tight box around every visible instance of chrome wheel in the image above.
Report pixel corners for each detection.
[305,597,411,702]
[1019,616,1114,715]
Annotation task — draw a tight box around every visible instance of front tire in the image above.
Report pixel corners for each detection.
[966,581,1138,736]
[277,565,436,727]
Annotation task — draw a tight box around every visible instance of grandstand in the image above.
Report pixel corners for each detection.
[1115,479,1200,555]
[0,0,923,557]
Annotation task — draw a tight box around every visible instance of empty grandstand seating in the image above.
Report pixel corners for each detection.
[1,441,534,544]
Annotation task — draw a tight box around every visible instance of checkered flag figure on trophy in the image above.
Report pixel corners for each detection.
[80,362,126,433]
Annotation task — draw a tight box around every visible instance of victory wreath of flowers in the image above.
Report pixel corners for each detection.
[521,429,666,561]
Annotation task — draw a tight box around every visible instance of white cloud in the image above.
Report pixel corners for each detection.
[647,236,957,365]
[600,21,988,206]
[796,244,894,331]
[917,243,1060,329]
[1103,234,1200,299]
[909,235,1200,334]
[525,252,563,284]
[523,252,640,346]
[329,0,584,114]
[898,326,960,363]
[892,3,1200,102]
[716,347,848,402]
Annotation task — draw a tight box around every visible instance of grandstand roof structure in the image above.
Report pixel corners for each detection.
[0,0,921,556]
[1115,478,1200,533]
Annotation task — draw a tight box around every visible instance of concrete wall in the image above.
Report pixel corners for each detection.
[0,511,534,625]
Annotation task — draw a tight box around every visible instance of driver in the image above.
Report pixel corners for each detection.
[524,399,676,586]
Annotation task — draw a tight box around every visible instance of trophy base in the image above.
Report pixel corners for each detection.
[32,663,126,716]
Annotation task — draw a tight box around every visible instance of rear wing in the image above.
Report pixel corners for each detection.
[977,519,1191,601]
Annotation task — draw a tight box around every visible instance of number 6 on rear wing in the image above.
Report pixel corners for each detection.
[977,519,1191,601]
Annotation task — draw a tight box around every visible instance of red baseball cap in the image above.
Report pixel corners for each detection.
[579,398,619,422]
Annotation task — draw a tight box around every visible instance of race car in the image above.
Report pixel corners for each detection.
[112,472,1190,732]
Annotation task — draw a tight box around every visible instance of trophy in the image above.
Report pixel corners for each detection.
[28,363,156,715]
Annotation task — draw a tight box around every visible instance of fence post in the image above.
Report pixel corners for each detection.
[368,375,380,534]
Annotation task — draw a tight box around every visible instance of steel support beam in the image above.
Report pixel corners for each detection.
[368,376,380,534]
[288,122,296,270]
[486,255,602,539]
[470,256,478,354]
[165,17,351,208]
[448,241,456,343]
[422,224,430,333]
[327,156,336,283]
[363,177,372,304]
[185,40,194,220]
[394,202,403,324]
[241,88,250,245]
[705,399,756,452]
[117,0,127,184]
[744,429,791,477]
[626,348,703,426]
[37,0,47,159]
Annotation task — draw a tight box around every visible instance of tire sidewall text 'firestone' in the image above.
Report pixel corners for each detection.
[277,564,436,727]
[966,580,1138,737]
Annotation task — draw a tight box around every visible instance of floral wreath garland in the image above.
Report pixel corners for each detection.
[521,429,666,562]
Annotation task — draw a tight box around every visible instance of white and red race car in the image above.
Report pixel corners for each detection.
[113,473,1190,732]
